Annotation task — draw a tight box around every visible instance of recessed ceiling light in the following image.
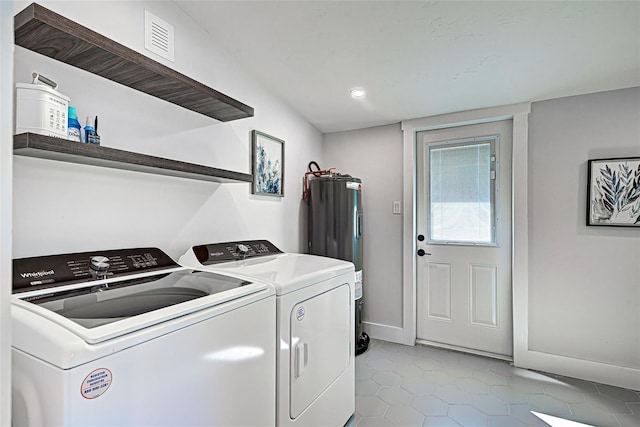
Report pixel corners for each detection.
[350,87,366,99]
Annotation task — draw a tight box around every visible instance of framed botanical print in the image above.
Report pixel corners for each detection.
[252,130,284,197]
[587,157,640,226]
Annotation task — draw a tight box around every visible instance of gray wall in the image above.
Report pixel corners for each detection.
[528,87,640,369]
[325,87,640,376]
[324,124,404,329]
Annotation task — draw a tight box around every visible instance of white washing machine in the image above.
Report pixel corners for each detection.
[179,240,355,427]
[11,247,276,427]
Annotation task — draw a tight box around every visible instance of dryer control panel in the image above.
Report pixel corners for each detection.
[193,240,283,265]
[12,247,177,293]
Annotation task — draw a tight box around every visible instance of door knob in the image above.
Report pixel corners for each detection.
[417,249,431,257]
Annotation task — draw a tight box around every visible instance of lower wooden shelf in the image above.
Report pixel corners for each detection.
[13,133,253,184]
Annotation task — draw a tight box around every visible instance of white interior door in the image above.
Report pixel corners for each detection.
[416,120,513,358]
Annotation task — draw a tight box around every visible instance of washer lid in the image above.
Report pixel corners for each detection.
[181,246,354,295]
[13,267,267,344]
[12,248,271,345]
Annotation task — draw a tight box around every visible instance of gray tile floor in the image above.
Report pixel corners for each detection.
[347,339,640,427]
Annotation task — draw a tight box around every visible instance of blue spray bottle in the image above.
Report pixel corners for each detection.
[84,116,100,145]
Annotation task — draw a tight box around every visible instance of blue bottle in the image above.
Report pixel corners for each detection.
[84,116,100,145]
[67,106,82,142]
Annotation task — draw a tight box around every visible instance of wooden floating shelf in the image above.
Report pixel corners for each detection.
[14,133,253,184]
[14,3,254,122]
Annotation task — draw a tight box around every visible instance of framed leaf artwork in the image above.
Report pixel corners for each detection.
[252,130,284,197]
[587,157,640,226]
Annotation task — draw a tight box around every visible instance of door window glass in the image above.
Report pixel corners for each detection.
[428,138,497,244]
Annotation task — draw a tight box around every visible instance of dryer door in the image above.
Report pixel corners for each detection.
[289,283,351,419]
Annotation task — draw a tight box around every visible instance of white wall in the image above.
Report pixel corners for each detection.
[12,0,322,260]
[1,1,14,424]
[526,88,640,378]
[323,124,404,340]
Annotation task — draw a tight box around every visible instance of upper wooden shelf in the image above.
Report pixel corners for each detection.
[14,133,253,184]
[14,3,254,122]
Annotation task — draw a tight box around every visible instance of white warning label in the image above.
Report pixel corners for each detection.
[346,182,361,191]
[355,270,363,300]
[81,368,112,399]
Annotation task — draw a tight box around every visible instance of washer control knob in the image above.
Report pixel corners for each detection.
[237,244,250,255]
[90,256,110,272]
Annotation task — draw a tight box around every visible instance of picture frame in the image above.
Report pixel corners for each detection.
[252,130,284,197]
[587,156,640,227]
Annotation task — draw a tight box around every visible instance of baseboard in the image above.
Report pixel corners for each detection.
[516,349,640,391]
[362,321,405,344]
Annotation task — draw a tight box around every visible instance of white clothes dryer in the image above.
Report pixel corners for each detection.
[180,240,355,427]
[11,247,276,427]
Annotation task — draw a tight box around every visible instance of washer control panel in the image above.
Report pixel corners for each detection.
[12,248,177,293]
[193,240,283,265]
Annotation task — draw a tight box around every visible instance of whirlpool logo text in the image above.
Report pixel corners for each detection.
[20,270,55,279]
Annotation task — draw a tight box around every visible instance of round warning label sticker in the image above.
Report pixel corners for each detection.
[81,368,112,399]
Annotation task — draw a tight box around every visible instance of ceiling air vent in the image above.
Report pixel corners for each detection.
[144,10,174,62]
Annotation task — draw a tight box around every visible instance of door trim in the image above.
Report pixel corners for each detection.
[400,102,531,354]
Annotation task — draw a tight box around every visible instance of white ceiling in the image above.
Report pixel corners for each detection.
[175,1,640,134]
